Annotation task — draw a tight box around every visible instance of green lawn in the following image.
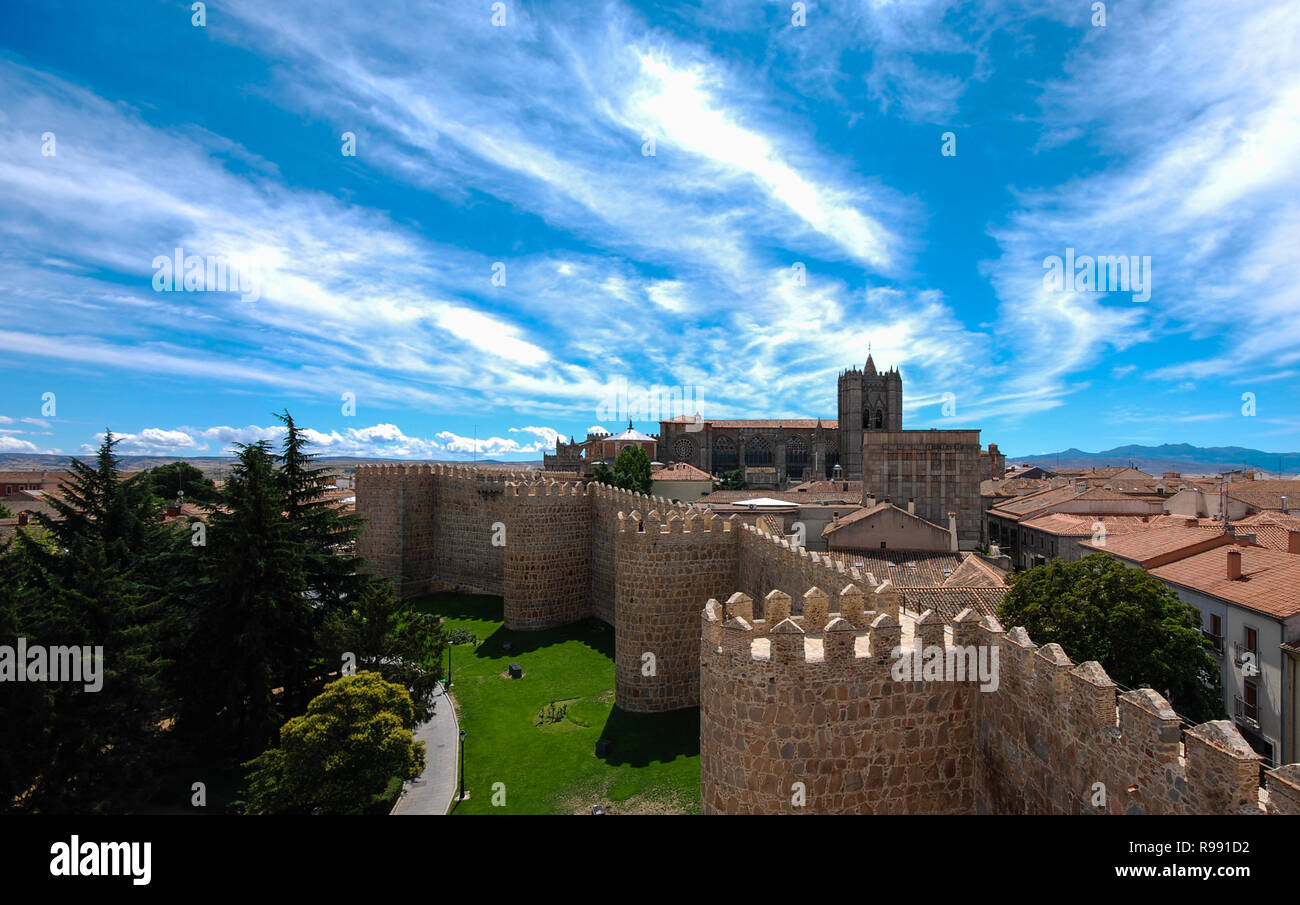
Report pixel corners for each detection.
[409,592,701,815]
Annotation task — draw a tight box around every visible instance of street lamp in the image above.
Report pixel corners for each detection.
[446,642,452,688]
[458,729,467,801]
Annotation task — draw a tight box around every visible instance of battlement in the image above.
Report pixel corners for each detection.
[617,508,739,534]
[700,586,1299,815]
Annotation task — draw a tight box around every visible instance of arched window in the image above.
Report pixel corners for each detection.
[786,436,807,479]
[874,408,883,429]
[745,436,772,467]
[713,436,737,473]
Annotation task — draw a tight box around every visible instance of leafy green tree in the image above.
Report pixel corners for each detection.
[998,553,1223,723]
[242,671,425,814]
[718,468,747,491]
[0,501,13,519]
[140,461,219,506]
[611,445,653,494]
[319,580,446,722]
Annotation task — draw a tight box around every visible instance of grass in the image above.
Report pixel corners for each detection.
[409,591,701,815]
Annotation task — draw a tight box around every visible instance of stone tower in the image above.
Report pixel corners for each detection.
[837,354,903,479]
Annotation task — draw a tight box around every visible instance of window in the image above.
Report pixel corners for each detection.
[1244,681,1258,721]
[880,541,887,549]
[1211,614,1222,636]
[1245,626,1258,653]
[874,409,883,429]
[713,437,737,473]
[744,436,772,467]
[786,437,807,479]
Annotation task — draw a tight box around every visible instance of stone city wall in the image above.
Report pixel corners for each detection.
[700,593,1300,815]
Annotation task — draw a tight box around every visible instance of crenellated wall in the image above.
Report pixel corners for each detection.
[700,590,1300,815]
[355,465,894,711]
[737,523,899,621]
[613,508,741,712]
[501,481,592,629]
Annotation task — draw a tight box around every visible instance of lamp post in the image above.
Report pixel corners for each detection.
[458,729,467,801]
[446,642,452,688]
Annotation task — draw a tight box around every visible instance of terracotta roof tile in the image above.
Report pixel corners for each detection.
[1151,546,1300,619]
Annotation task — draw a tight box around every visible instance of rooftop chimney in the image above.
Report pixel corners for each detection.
[1184,518,1198,527]
[1283,495,1289,514]
[948,512,958,553]
[907,498,915,515]
[1227,549,1242,580]
[1289,530,1300,555]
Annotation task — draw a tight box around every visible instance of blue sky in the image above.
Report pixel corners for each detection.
[1,0,1298,461]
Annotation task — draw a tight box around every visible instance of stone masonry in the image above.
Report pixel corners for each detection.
[700,590,1300,814]
[355,464,900,712]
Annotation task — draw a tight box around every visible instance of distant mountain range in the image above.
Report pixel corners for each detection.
[1009,443,1300,476]
[0,453,536,479]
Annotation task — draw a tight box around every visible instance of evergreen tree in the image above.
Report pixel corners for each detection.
[319,580,446,722]
[3,433,171,812]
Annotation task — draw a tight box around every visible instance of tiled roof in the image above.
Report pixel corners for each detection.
[898,587,1006,620]
[660,416,832,429]
[822,502,947,537]
[1226,480,1300,511]
[652,462,712,481]
[791,480,862,494]
[1151,546,1300,620]
[0,470,74,486]
[826,550,1008,589]
[1019,512,1188,537]
[1080,525,1236,566]
[942,555,1009,587]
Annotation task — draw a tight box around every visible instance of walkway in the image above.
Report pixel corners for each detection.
[391,681,459,815]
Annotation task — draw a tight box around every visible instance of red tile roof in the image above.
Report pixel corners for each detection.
[1080,525,1238,567]
[652,462,712,481]
[1151,546,1300,619]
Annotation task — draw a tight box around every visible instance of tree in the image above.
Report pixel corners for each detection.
[140,461,219,506]
[998,553,1223,723]
[178,439,302,750]
[3,433,173,812]
[0,502,13,519]
[242,671,425,814]
[590,446,654,494]
[718,468,747,491]
[319,580,446,722]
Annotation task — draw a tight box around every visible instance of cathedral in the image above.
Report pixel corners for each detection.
[543,356,1002,548]
[652,354,903,483]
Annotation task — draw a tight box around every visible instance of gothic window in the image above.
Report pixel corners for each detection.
[745,436,772,467]
[713,436,737,473]
[786,436,807,479]
[874,409,883,429]
[673,437,695,462]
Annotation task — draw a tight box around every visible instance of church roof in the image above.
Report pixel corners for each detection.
[603,426,657,442]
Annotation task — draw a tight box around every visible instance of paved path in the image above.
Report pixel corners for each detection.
[391,682,459,815]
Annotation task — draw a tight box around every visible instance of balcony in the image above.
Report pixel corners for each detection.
[1233,641,1260,675]
[1202,629,1224,656]
[1233,695,1260,731]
